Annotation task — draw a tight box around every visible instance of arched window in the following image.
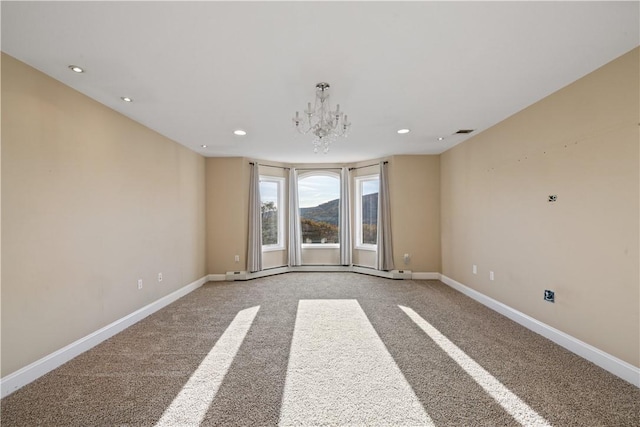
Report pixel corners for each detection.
[298,172,340,245]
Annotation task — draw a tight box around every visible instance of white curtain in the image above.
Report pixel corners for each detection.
[339,167,352,266]
[288,168,302,266]
[247,162,262,273]
[377,161,395,271]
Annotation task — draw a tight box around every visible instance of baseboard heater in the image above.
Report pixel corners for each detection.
[225,266,412,281]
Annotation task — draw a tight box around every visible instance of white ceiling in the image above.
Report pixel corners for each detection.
[2,1,638,164]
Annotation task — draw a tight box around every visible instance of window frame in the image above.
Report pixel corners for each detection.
[354,174,380,251]
[298,170,341,249]
[259,175,286,252]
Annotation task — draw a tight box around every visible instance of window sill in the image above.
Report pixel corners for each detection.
[302,244,340,249]
[355,244,377,252]
[262,245,285,252]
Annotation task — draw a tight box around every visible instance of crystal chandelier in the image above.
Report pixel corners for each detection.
[292,82,351,154]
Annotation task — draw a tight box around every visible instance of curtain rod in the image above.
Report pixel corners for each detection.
[249,161,387,171]
[348,161,388,171]
[249,162,290,170]
[296,167,342,171]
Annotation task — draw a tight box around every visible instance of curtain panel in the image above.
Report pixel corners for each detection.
[288,168,303,266]
[339,167,352,266]
[247,162,262,272]
[377,161,395,271]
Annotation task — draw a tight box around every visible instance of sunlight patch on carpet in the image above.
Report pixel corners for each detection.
[279,299,433,426]
[154,306,260,427]
[399,305,552,427]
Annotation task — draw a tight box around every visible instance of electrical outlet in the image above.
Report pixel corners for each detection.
[234,255,240,263]
[544,290,555,303]
[472,265,477,274]
[137,279,143,290]
[403,253,410,265]
[489,271,494,281]
[158,273,163,282]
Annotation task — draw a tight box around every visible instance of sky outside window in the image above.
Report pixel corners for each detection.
[260,181,278,207]
[298,175,340,208]
[362,180,378,196]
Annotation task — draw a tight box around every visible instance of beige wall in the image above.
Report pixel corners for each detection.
[1,54,206,376]
[205,157,250,273]
[389,155,441,273]
[441,48,639,367]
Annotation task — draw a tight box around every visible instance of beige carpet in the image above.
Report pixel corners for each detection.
[1,273,638,426]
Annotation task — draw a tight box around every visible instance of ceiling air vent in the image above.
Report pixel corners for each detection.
[455,129,474,134]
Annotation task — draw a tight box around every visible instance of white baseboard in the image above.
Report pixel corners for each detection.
[0,275,209,398]
[411,272,440,280]
[225,267,289,281]
[208,273,227,282]
[439,274,640,387]
[351,266,411,279]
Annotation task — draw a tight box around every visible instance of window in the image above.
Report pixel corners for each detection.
[355,174,379,250]
[298,173,340,245]
[259,176,285,251]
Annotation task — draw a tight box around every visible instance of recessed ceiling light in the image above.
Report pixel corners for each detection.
[233,129,247,136]
[120,97,133,102]
[201,144,208,148]
[397,129,410,134]
[68,65,84,73]
[437,137,444,141]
